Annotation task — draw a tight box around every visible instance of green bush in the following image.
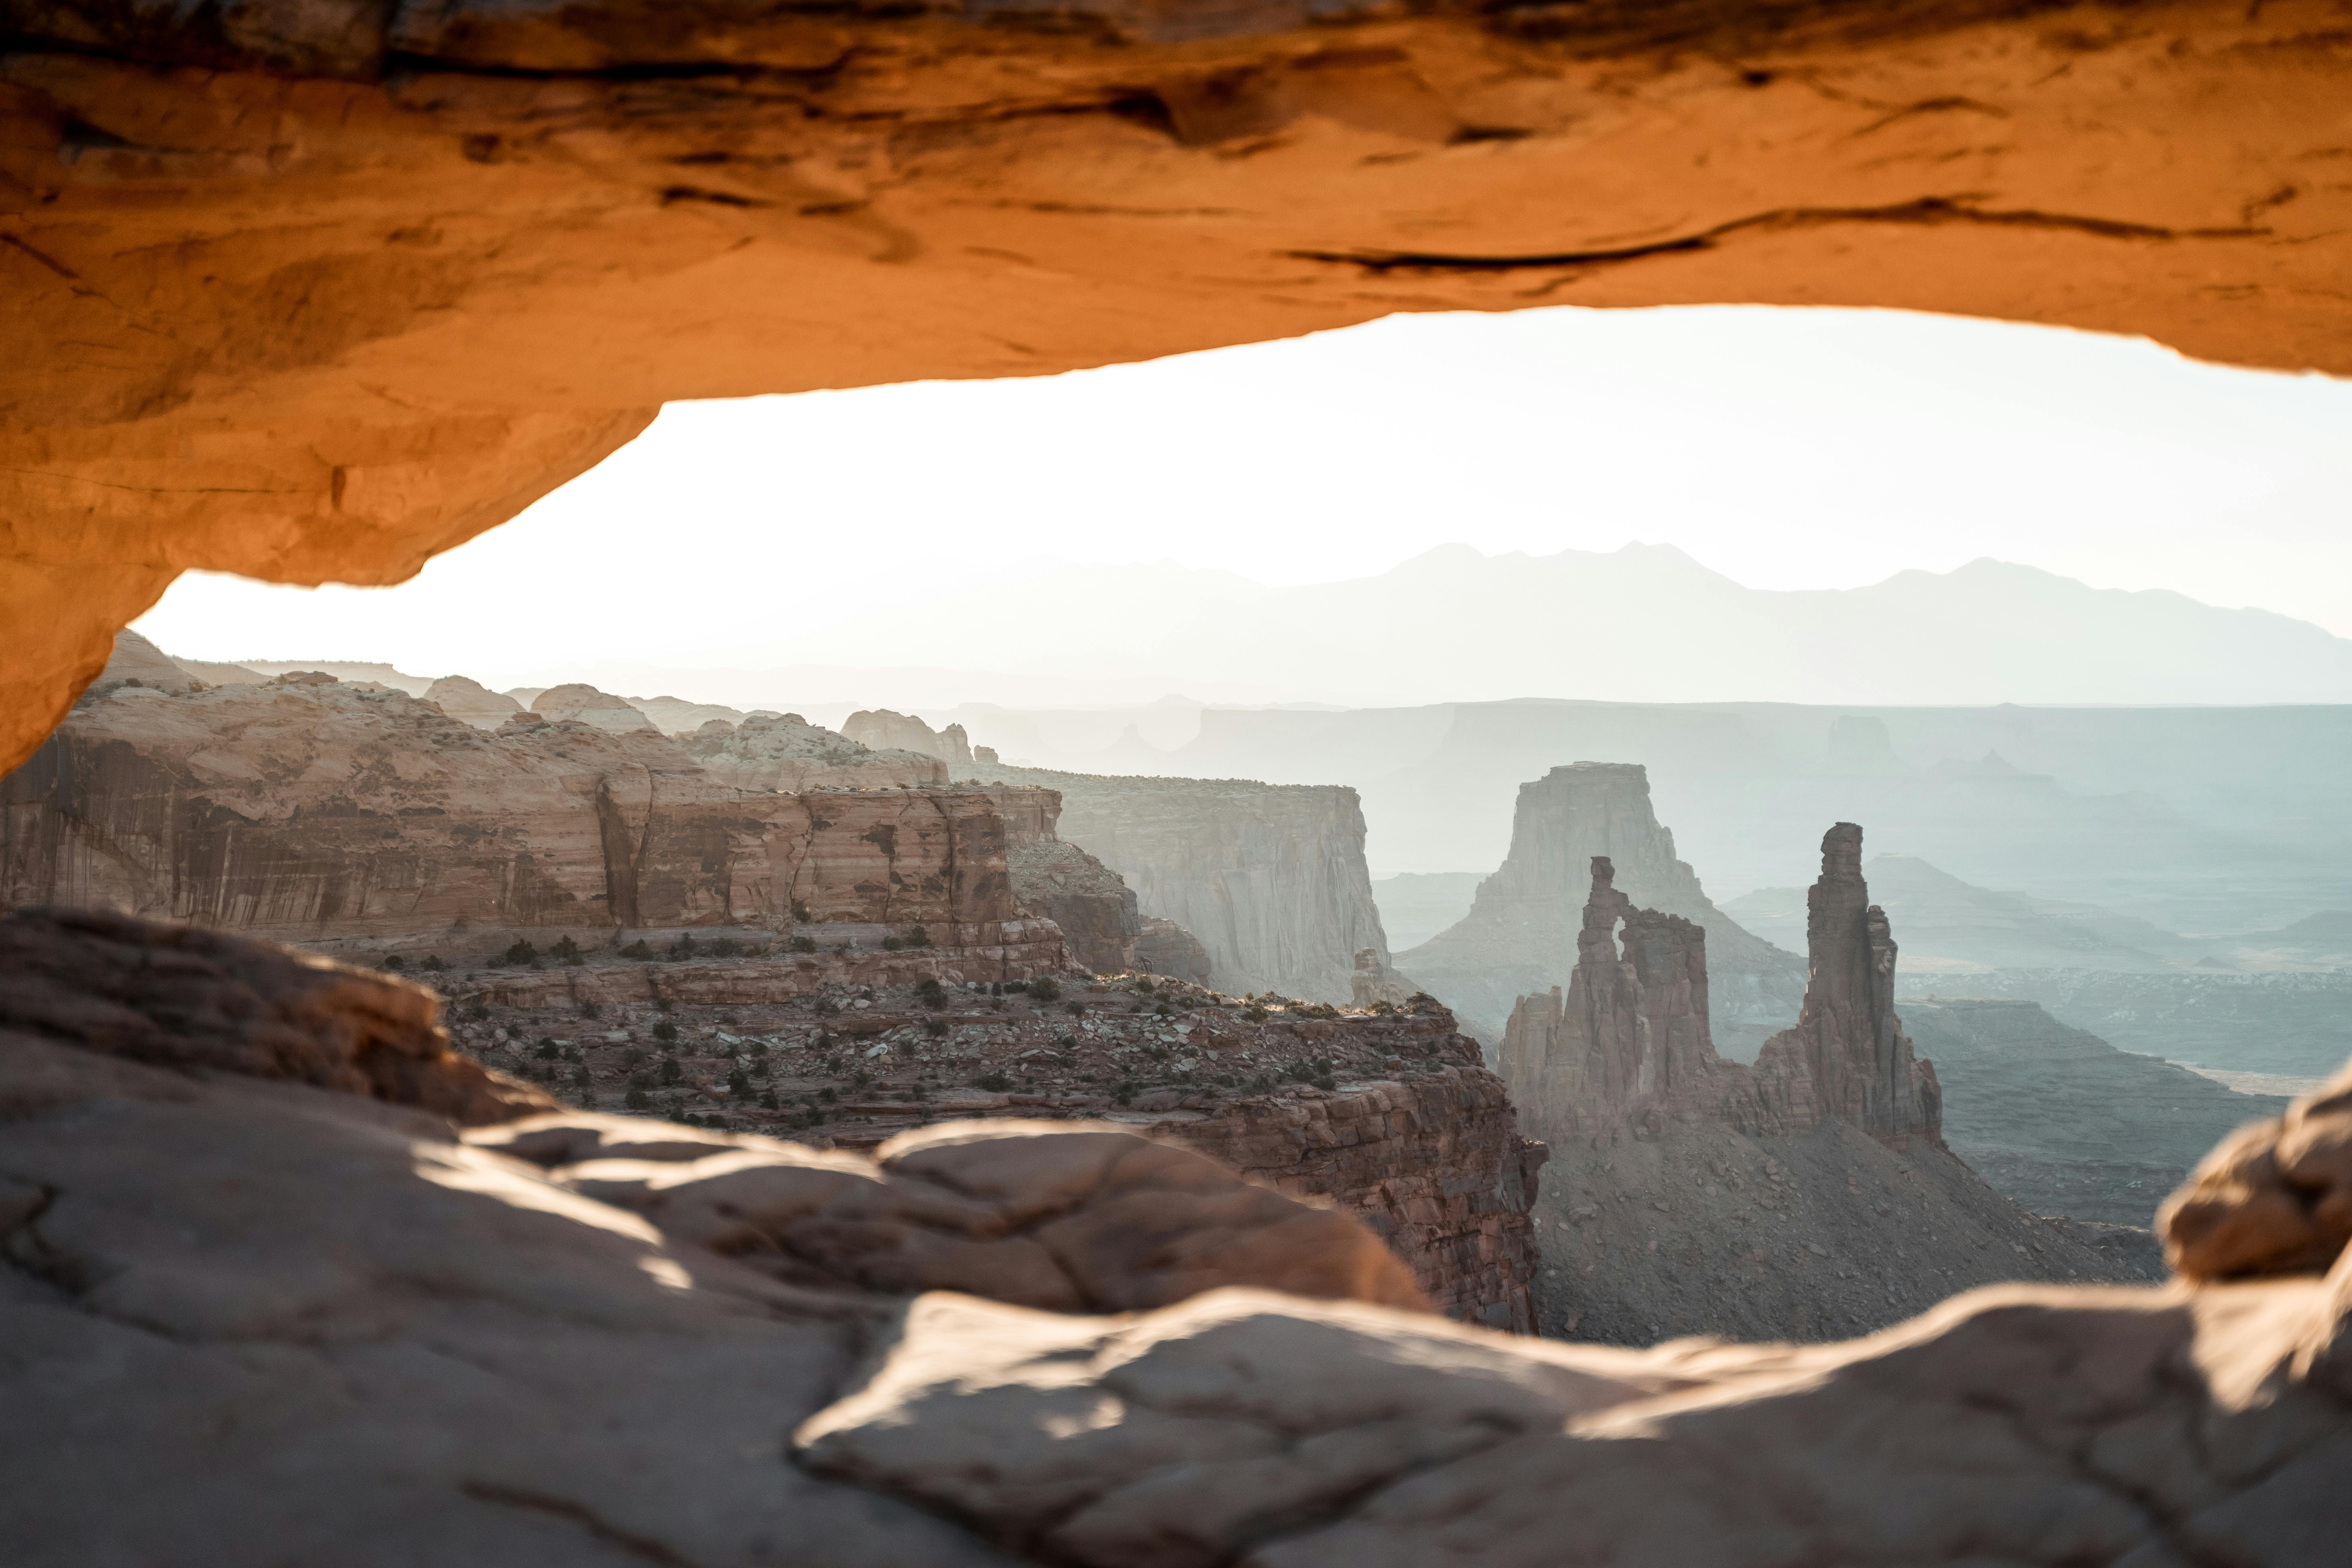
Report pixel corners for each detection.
[382,955,406,972]
[621,940,654,960]
[916,978,947,1010]
[1112,1079,1136,1106]
[790,935,817,954]
[667,933,699,961]
[652,1019,677,1043]
[502,939,539,966]
[976,1071,1012,1093]
[624,1087,650,1110]
[659,1058,683,1085]
[533,1038,560,1060]
[420,955,446,973]
[900,925,933,949]
[923,1018,949,1038]
[1030,978,1061,1002]
[727,1069,752,1099]
[709,937,742,958]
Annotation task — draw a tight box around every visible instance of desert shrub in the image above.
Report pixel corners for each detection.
[624,1088,649,1110]
[652,1019,677,1043]
[1245,1006,1268,1023]
[790,935,817,954]
[533,1039,559,1060]
[819,1087,838,1104]
[758,1090,778,1110]
[659,1058,683,1085]
[502,939,539,966]
[621,940,654,960]
[1112,1080,1136,1106]
[382,955,406,972]
[549,936,584,966]
[1029,978,1061,1002]
[900,925,933,949]
[627,1068,654,1090]
[791,901,812,921]
[667,933,699,961]
[916,978,947,1009]
[571,1064,593,1089]
[880,937,903,952]
[727,1069,752,1099]
[708,937,742,958]
[579,1000,601,1019]
[622,1046,646,1068]
[1065,1000,1083,1016]
[923,1018,949,1038]
[976,1071,1012,1093]
[421,955,446,973]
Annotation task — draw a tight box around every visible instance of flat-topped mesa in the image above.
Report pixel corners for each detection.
[1400,761,1804,1052]
[1742,824,1942,1147]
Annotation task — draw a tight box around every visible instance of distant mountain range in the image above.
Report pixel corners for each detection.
[714,546,2352,708]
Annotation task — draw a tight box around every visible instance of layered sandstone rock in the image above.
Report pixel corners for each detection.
[989,784,1140,975]
[6,907,2352,1566]
[844,709,972,766]
[91,630,199,694]
[1134,915,1213,984]
[531,682,657,733]
[0,679,1018,948]
[1403,762,1807,1052]
[1500,834,2138,1343]
[974,764,1391,1003]
[422,673,522,729]
[627,694,747,735]
[685,712,948,792]
[448,953,1540,1330]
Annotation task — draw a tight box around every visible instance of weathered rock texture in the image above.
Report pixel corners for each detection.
[1500,832,1938,1150]
[2163,1052,2352,1282]
[685,711,948,792]
[975,764,1390,1003]
[1402,762,1806,1052]
[1500,833,2139,1344]
[8,908,2352,1565]
[845,709,972,766]
[422,673,522,729]
[531,682,656,733]
[446,952,1540,1330]
[0,677,1022,947]
[15,0,2352,776]
[989,783,1141,974]
[1134,915,1213,984]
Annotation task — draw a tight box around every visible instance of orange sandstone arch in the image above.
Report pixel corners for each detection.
[4,0,2348,770]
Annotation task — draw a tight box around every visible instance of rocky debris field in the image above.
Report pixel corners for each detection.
[445,962,1475,1149]
[440,947,1546,1329]
[1531,1119,2161,1347]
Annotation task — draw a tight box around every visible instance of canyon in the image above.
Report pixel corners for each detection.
[1402,762,1807,1054]
[973,763,1392,1004]
[1500,829,2148,1343]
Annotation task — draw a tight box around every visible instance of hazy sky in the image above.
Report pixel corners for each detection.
[139,304,2352,693]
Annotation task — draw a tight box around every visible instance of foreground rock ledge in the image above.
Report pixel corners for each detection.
[3,908,2351,1563]
[7,0,2352,770]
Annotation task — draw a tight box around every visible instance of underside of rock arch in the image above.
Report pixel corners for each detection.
[5,0,2350,767]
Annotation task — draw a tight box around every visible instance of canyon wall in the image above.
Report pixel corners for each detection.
[987,784,1140,975]
[974,764,1390,1003]
[1402,762,1807,1052]
[0,677,1019,949]
[845,710,973,767]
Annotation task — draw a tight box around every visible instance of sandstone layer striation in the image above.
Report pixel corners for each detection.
[1403,762,1807,1052]
[0,677,1024,947]
[988,783,1142,974]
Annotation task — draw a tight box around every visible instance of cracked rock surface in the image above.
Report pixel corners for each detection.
[5,908,2352,1564]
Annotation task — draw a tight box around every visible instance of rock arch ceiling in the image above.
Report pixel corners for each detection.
[4,0,2348,769]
